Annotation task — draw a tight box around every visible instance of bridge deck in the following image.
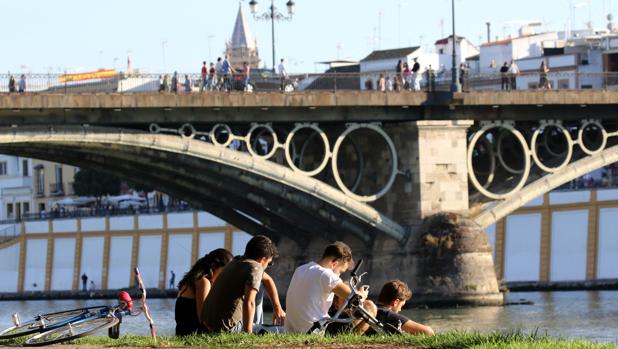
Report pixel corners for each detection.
[0,91,617,125]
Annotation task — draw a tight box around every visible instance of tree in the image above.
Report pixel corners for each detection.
[73,168,121,203]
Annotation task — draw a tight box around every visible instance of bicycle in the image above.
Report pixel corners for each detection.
[307,259,401,335]
[0,267,156,346]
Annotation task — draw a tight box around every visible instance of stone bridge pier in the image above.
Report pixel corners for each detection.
[270,120,502,306]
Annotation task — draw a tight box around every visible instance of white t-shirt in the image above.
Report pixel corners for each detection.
[278,63,287,77]
[285,261,342,333]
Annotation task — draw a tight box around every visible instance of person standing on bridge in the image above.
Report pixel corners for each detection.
[500,62,510,90]
[18,75,26,93]
[278,58,288,91]
[183,75,192,93]
[208,62,217,91]
[222,56,233,91]
[8,75,16,93]
[171,72,179,93]
[200,61,208,92]
[508,60,520,90]
[411,58,421,91]
[539,60,551,90]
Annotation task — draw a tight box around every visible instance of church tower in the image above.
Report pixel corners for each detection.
[226,3,261,69]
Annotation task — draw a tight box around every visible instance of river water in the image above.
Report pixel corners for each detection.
[1,291,617,343]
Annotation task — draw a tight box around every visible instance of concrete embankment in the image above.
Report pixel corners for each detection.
[506,278,618,292]
[0,289,176,301]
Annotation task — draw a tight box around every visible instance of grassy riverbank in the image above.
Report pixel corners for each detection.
[2,331,616,349]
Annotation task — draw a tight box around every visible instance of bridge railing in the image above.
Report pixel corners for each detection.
[0,223,19,244]
[1,71,618,93]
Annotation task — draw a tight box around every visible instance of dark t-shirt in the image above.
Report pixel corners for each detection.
[202,258,263,332]
[500,66,509,73]
[412,62,420,73]
[366,306,408,335]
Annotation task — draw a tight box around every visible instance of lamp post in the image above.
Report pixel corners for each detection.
[450,0,462,92]
[248,0,295,72]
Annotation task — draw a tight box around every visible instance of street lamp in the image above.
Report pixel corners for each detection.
[248,0,296,72]
[450,0,462,93]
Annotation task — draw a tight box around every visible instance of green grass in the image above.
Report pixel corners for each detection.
[1,331,616,348]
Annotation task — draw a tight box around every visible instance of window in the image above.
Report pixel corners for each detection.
[55,165,63,186]
[35,167,45,197]
[557,79,570,90]
[6,203,13,219]
[38,203,45,213]
[23,202,30,214]
[0,162,7,176]
[22,160,29,176]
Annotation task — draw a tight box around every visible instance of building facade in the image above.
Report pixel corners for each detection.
[32,160,78,214]
[0,155,32,220]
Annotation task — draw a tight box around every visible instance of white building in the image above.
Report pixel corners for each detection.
[0,155,32,220]
[474,29,618,90]
[359,46,439,90]
[479,32,559,74]
[434,35,480,71]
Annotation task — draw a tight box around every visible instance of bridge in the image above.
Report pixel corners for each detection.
[1,90,617,305]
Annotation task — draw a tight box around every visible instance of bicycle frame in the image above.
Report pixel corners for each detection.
[3,267,156,345]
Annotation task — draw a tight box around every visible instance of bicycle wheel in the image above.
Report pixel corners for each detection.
[0,306,107,339]
[23,316,119,347]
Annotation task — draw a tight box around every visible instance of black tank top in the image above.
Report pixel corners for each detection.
[175,297,207,336]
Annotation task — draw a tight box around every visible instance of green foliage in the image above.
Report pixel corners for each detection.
[72,168,121,199]
[0,331,612,349]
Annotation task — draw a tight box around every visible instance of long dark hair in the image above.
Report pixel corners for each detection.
[177,248,233,290]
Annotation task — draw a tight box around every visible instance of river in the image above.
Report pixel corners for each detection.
[1,291,617,343]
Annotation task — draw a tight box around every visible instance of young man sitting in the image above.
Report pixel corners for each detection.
[370,280,434,336]
[285,241,376,334]
[201,235,279,333]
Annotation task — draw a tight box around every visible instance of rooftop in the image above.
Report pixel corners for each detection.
[360,46,420,62]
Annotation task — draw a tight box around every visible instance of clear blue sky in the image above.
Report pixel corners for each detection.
[1,0,615,74]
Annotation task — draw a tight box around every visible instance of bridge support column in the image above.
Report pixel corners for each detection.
[372,120,503,306]
[381,120,473,224]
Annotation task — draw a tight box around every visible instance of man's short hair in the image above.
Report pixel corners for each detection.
[378,279,412,304]
[321,241,353,264]
[244,235,278,260]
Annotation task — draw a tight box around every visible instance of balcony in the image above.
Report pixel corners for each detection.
[49,182,64,196]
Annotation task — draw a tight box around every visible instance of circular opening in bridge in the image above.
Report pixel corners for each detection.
[468,125,531,200]
[285,124,330,177]
[179,123,196,139]
[497,131,527,174]
[210,124,234,147]
[469,137,495,188]
[149,123,161,134]
[531,124,572,172]
[578,121,607,155]
[331,124,398,202]
[247,124,279,159]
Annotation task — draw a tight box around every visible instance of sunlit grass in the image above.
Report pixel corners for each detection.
[1,330,616,348]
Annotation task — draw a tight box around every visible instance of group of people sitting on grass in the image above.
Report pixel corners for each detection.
[174,235,434,336]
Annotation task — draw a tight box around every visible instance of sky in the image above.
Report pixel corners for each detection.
[1,0,615,74]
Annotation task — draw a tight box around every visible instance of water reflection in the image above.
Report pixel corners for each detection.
[0,292,617,343]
